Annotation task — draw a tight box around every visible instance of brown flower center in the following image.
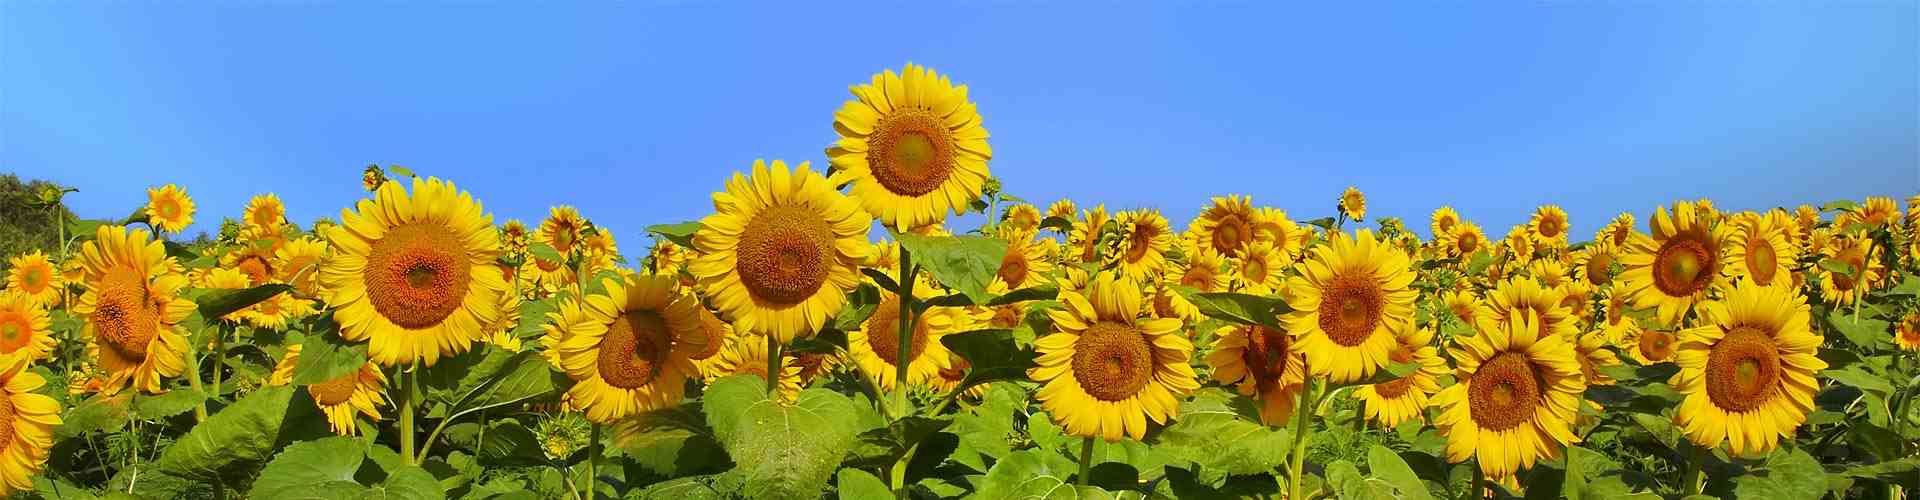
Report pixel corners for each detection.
[689,307,726,361]
[597,310,673,389]
[0,396,16,450]
[365,222,472,330]
[1456,234,1480,256]
[1652,234,1717,297]
[1468,352,1542,432]
[1212,217,1249,255]
[93,267,159,362]
[1374,377,1414,399]
[1072,321,1154,401]
[1181,265,1219,291]
[308,372,360,406]
[1745,238,1779,285]
[1638,330,1675,362]
[1124,223,1157,263]
[938,357,971,383]
[735,204,833,306]
[0,311,30,354]
[997,250,1030,288]
[1239,325,1293,394]
[1538,216,1565,239]
[864,298,929,367]
[867,111,955,197]
[1704,327,1782,413]
[1318,274,1384,347]
[236,254,275,286]
[1584,252,1613,286]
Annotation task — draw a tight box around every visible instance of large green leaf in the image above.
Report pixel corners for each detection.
[941,328,1039,391]
[148,385,331,489]
[700,374,765,445]
[897,233,1008,305]
[1824,365,1895,397]
[974,449,1143,499]
[723,388,862,500]
[195,284,293,320]
[834,468,891,500]
[1326,460,1395,499]
[424,347,559,418]
[1175,289,1289,331]
[1827,311,1891,350]
[250,437,367,499]
[645,221,702,249]
[291,315,369,385]
[988,285,1060,306]
[616,405,730,478]
[58,393,132,439]
[512,298,558,339]
[1365,445,1434,500]
[948,384,1026,470]
[135,388,206,420]
[32,476,101,500]
[846,416,952,469]
[1729,447,1825,500]
[1149,388,1290,475]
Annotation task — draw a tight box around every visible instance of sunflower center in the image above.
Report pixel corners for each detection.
[1318,275,1384,347]
[364,222,472,330]
[1124,226,1155,263]
[308,372,360,406]
[1638,330,1675,362]
[0,396,16,450]
[1468,352,1542,432]
[1072,321,1154,402]
[1704,327,1782,413]
[863,298,929,366]
[1243,258,1269,284]
[1240,326,1293,393]
[998,251,1030,287]
[154,201,180,219]
[1182,266,1218,291]
[1214,219,1248,255]
[598,310,673,389]
[689,308,726,361]
[1539,217,1565,238]
[237,255,275,286]
[94,267,158,362]
[868,111,955,197]
[19,267,47,292]
[1585,253,1613,286]
[1374,377,1414,399]
[0,312,28,353]
[1745,239,1778,285]
[1652,236,1715,297]
[735,204,833,306]
[938,357,971,382]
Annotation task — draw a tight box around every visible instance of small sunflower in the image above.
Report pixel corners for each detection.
[1443,289,1479,325]
[1895,312,1920,352]
[1432,314,1585,481]
[1355,326,1447,428]
[1249,207,1305,263]
[1003,204,1042,235]
[1282,229,1417,383]
[1818,235,1883,307]
[273,236,329,297]
[321,177,508,367]
[361,166,386,192]
[222,241,279,286]
[1528,205,1571,250]
[1671,278,1825,457]
[269,344,386,436]
[0,358,60,496]
[1339,187,1366,221]
[848,275,983,393]
[1430,206,1462,242]
[1626,329,1677,365]
[994,231,1057,292]
[1192,195,1257,257]
[1618,201,1725,327]
[716,332,803,402]
[1481,278,1576,344]
[1069,205,1112,264]
[1207,324,1306,426]
[483,290,524,352]
[0,292,52,363]
[523,255,575,294]
[1031,272,1199,442]
[1045,199,1078,224]
[500,219,531,253]
[929,350,989,400]
[1725,210,1797,288]
[689,306,734,381]
[1793,205,1820,234]
[1570,244,1617,287]
[1503,226,1534,262]
[554,274,706,423]
[583,229,621,274]
[244,193,287,229]
[1232,241,1287,295]
[5,252,60,306]
[1598,212,1637,248]
[1838,196,1898,228]
[1110,209,1172,282]
[1599,290,1641,346]
[1528,259,1568,289]
[1173,242,1231,293]
[74,226,190,394]
[1448,222,1488,259]
[826,63,992,230]
[1574,330,1621,386]
[536,206,586,256]
[690,160,871,345]
[144,184,196,233]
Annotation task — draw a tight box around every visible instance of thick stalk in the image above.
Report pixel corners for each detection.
[1681,441,1706,496]
[766,334,781,396]
[1470,461,1483,500]
[210,325,228,398]
[1076,436,1096,488]
[581,424,600,499]
[1854,240,1876,324]
[183,332,209,423]
[400,363,418,465]
[894,247,915,417]
[1287,377,1316,500]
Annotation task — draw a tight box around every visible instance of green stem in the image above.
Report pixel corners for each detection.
[890,443,917,499]
[1287,377,1316,500]
[400,363,418,465]
[766,334,781,396]
[1470,460,1483,500]
[894,246,915,417]
[182,331,209,423]
[210,325,228,399]
[1682,441,1706,496]
[1855,240,1876,324]
[1076,436,1096,488]
[581,423,600,500]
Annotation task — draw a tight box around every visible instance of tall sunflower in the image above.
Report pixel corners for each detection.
[273,236,329,297]
[1482,278,1575,340]
[1671,278,1824,457]
[1110,209,1172,281]
[1725,210,1796,288]
[1069,205,1112,264]
[0,292,52,363]
[270,344,387,436]
[0,358,60,496]
[1207,324,1306,426]
[321,177,508,367]
[1528,205,1571,250]
[1432,314,1585,481]
[1002,204,1042,235]
[1618,201,1725,327]
[1571,244,1617,287]
[1250,207,1304,263]
[1839,196,1898,228]
[555,274,706,423]
[1430,206,1462,243]
[1045,199,1078,224]
[690,160,871,345]
[1282,229,1416,383]
[1355,326,1447,428]
[1448,221,1488,259]
[536,206,586,256]
[1339,187,1366,221]
[848,277,984,392]
[1503,226,1534,262]
[1192,195,1257,257]
[144,184,195,233]
[500,219,531,254]
[73,225,190,394]
[826,63,992,230]
[5,252,59,306]
[1031,272,1198,442]
[1818,235,1883,307]
[1232,241,1287,295]
[244,193,287,229]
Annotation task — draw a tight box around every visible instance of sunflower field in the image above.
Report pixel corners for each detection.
[5,64,1920,500]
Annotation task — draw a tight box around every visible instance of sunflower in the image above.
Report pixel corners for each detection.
[1355,326,1447,428]
[1249,207,1305,263]
[500,219,531,253]
[483,290,524,352]
[144,184,195,233]
[1723,210,1796,289]
[1069,205,1112,264]
[269,344,386,436]
[1192,195,1257,257]
[1527,259,1568,289]
[1173,243,1231,294]
[244,292,308,331]
[1839,196,1898,228]
[1046,199,1078,224]
[1482,278,1575,340]
[0,358,60,496]
[1283,230,1416,383]
[689,306,734,381]
[274,236,329,297]
[1671,278,1824,457]
[1149,282,1200,322]
[1448,222,1488,259]
[1626,329,1677,365]
[1110,209,1172,281]
[5,252,59,306]
[1618,201,1725,327]
[1339,187,1366,221]
[1574,330,1621,386]
[1599,290,1641,346]
[1817,235,1883,307]
[1431,206,1462,242]
[1432,313,1585,481]
[361,166,386,192]
[1207,324,1306,425]
[1443,289,1479,325]
[1598,213,1637,248]
[536,206,586,256]
[73,225,190,394]
[321,177,508,367]
[0,292,52,363]
[994,231,1057,292]
[523,255,575,294]
[554,274,706,423]
[1558,282,1593,323]
[1528,205,1571,250]
[1003,204,1042,235]
[1503,226,1534,262]
[826,63,992,230]
[690,160,871,345]
[244,193,287,229]
[1571,244,1617,287]
[647,239,690,277]
[1232,241,1287,295]
[848,275,983,392]
[583,229,621,274]
[1031,271,1198,441]
[222,241,279,287]
[715,332,803,402]
[929,350,989,400]
[1896,312,1920,352]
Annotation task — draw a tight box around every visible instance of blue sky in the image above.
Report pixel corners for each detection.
[5,2,1915,247]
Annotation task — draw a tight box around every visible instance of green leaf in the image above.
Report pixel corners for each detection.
[513,298,558,339]
[1327,460,1395,499]
[940,329,1039,392]
[163,240,199,262]
[700,375,765,445]
[1464,251,1495,276]
[292,315,369,385]
[135,388,206,420]
[1850,422,1906,461]
[1731,447,1825,500]
[472,419,546,467]
[149,385,331,489]
[33,476,102,500]
[364,463,444,500]
[424,347,559,418]
[1883,276,1920,297]
[1149,388,1291,475]
[1822,199,1858,212]
[973,449,1082,499]
[646,221,702,249]
[250,437,367,499]
[1039,216,1075,233]
[1630,413,1683,451]
[835,468,890,500]
[897,233,1008,305]
[195,284,292,320]
[948,384,1025,470]
[1177,290,1289,330]
[616,405,729,478]
[387,165,416,178]
[830,283,882,332]
[988,285,1059,306]
[1366,445,1434,500]
[1305,217,1336,230]
[1824,366,1895,397]
[846,416,952,469]
[725,388,862,500]
[528,244,563,264]
[58,393,132,439]
[1827,311,1892,350]
[1817,259,1858,278]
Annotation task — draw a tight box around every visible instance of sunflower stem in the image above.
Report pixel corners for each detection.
[400,362,418,466]
[182,328,209,423]
[1681,441,1706,496]
[581,423,600,500]
[894,246,916,418]
[210,324,228,401]
[1076,436,1096,488]
[1469,460,1483,499]
[765,334,780,396]
[1286,376,1316,500]
[1854,240,1874,324]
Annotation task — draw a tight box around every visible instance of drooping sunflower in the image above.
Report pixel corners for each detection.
[689,306,733,381]
[1031,271,1199,442]
[1003,204,1042,235]
[244,193,287,229]
[1232,241,1287,295]
[583,229,621,274]
[554,274,706,423]
[1045,199,1078,224]
[1283,229,1417,383]
[1432,313,1585,481]
[1448,221,1488,259]
[1671,278,1825,457]
[536,206,586,256]
[1503,225,1534,262]
[1355,326,1447,428]
[483,287,524,352]
[1481,278,1575,340]
[1571,244,1617,287]
[0,358,60,496]
[144,184,195,233]
[690,160,871,345]
[994,231,1057,292]
[1110,209,1172,281]
[1618,201,1725,327]
[1339,187,1366,221]
[5,252,60,306]
[273,236,329,297]
[321,177,508,367]
[848,278,984,392]
[826,63,992,230]
[1817,235,1883,307]
[1725,210,1797,288]
[0,292,52,363]
[269,344,387,436]
[1249,207,1304,263]
[1528,205,1571,250]
[1192,195,1257,257]
[1069,205,1112,264]
[1896,312,1920,352]
[716,332,803,402]
[1207,324,1306,426]
[1838,196,1899,228]
[73,225,191,394]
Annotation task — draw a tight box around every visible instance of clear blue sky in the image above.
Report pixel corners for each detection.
[5,2,1915,245]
